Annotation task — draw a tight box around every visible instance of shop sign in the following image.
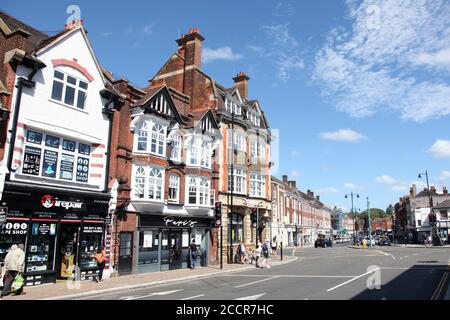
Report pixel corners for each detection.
[83,225,103,233]
[163,216,197,228]
[0,207,6,223]
[0,222,28,235]
[41,195,83,210]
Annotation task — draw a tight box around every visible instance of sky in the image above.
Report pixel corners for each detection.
[2,0,450,211]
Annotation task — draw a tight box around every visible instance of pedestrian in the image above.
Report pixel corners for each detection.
[95,247,106,283]
[239,241,247,264]
[261,241,271,268]
[254,242,262,268]
[189,239,199,269]
[271,237,277,255]
[1,244,25,298]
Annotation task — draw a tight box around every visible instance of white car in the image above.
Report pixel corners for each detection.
[364,237,376,246]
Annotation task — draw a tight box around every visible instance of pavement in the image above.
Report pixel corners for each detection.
[1,248,297,300]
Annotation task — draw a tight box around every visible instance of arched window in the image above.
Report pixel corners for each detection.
[200,140,211,168]
[148,167,163,200]
[137,121,149,151]
[188,177,198,204]
[199,178,210,206]
[151,123,165,156]
[134,166,146,198]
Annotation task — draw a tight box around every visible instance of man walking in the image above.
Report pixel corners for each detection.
[1,244,25,297]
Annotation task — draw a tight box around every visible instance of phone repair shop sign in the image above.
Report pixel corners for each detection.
[0,207,6,223]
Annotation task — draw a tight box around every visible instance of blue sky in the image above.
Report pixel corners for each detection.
[2,0,450,211]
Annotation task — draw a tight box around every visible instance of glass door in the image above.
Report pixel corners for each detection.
[118,232,133,274]
[169,229,182,270]
[58,224,79,279]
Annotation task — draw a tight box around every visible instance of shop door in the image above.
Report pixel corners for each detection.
[169,229,182,270]
[118,232,133,274]
[58,224,80,279]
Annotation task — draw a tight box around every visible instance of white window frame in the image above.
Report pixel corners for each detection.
[133,118,167,157]
[168,174,180,203]
[228,167,246,194]
[170,135,181,161]
[50,69,88,110]
[186,176,211,207]
[131,164,165,202]
[21,128,92,184]
[249,172,265,198]
[187,136,211,169]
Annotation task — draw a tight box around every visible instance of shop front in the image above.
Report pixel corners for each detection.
[0,183,110,286]
[136,214,213,274]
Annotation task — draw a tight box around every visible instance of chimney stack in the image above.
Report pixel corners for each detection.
[288,180,296,189]
[175,28,204,69]
[316,195,320,201]
[233,71,250,100]
[444,187,448,194]
[410,184,417,197]
[64,19,84,31]
[282,175,288,183]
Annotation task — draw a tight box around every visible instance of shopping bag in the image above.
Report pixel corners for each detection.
[11,274,24,292]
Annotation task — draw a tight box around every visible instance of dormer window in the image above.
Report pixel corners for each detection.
[225,98,241,115]
[51,70,88,110]
[249,113,261,127]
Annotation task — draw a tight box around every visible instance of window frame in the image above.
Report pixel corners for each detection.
[228,167,246,194]
[50,69,89,110]
[185,175,211,207]
[133,118,167,157]
[249,172,266,198]
[168,174,180,203]
[131,164,165,202]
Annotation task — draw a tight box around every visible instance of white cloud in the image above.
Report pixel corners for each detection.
[390,185,409,192]
[314,187,338,194]
[290,150,300,157]
[439,170,450,181]
[344,182,365,189]
[143,25,153,35]
[428,140,450,158]
[376,175,400,185]
[291,170,302,177]
[247,45,268,57]
[320,129,366,142]
[202,47,243,63]
[262,24,299,47]
[274,2,295,17]
[313,0,450,122]
[413,48,450,71]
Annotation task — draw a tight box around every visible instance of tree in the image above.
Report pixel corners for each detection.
[386,204,393,216]
[358,208,387,219]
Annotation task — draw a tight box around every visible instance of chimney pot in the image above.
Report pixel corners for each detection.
[282,175,288,183]
[175,28,204,69]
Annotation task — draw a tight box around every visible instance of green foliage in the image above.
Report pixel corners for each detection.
[358,208,388,219]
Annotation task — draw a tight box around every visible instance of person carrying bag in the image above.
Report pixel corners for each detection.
[95,247,106,283]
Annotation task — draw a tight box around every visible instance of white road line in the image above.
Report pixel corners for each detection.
[234,293,266,300]
[235,276,279,288]
[122,289,183,300]
[222,274,355,278]
[180,294,206,300]
[326,268,380,292]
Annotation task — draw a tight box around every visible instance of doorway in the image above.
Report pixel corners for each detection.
[118,232,133,274]
[161,229,182,270]
[58,224,79,279]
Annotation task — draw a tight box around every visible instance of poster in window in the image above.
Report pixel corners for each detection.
[45,135,60,148]
[60,154,74,180]
[182,232,189,247]
[79,143,91,155]
[76,156,89,182]
[42,150,58,178]
[62,139,76,152]
[22,146,41,176]
[195,234,202,245]
[143,233,153,248]
[26,130,42,144]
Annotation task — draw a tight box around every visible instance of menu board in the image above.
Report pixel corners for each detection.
[60,154,74,180]
[42,150,58,178]
[76,157,89,182]
[22,146,41,175]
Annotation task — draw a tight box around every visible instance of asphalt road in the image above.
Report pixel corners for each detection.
[76,245,450,300]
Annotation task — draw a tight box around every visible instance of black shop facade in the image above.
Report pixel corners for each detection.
[133,203,214,274]
[0,182,110,286]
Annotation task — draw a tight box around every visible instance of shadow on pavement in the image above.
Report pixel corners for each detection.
[351,264,448,300]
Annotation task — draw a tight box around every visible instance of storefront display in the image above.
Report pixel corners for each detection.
[0,182,110,285]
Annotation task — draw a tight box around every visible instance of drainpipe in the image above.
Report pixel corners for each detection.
[102,99,115,193]
[6,73,37,176]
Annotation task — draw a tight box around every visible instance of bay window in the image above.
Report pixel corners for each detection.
[228,167,246,194]
[186,176,210,206]
[250,173,265,198]
[132,165,164,201]
[187,136,211,168]
[170,135,181,161]
[227,131,245,152]
[133,119,167,156]
[151,123,165,156]
[250,140,265,159]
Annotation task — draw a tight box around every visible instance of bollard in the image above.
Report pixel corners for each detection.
[280,241,283,261]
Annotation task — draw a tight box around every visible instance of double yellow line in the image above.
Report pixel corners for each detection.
[430,262,450,300]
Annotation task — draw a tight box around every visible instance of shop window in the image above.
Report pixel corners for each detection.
[51,70,88,109]
[0,222,28,266]
[26,222,57,273]
[138,230,159,265]
[78,225,104,269]
[228,213,244,243]
[22,129,92,183]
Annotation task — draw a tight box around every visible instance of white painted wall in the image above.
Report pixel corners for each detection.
[7,28,109,191]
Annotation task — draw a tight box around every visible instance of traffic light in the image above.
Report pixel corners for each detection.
[215,202,222,227]
[251,207,258,228]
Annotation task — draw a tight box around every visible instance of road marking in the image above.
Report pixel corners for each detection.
[234,293,266,300]
[430,260,450,300]
[180,294,206,300]
[326,267,380,292]
[121,289,183,300]
[235,276,279,288]
[222,274,355,278]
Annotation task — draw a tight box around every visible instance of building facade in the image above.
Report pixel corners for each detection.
[0,15,120,285]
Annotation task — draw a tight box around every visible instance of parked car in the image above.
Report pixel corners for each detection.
[378,236,391,246]
[364,236,376,246]
[315,235,333,248]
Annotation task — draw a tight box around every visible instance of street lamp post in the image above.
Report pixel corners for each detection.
[345,192,359,244]
[367,197,372,248]
[418,171,435,245]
